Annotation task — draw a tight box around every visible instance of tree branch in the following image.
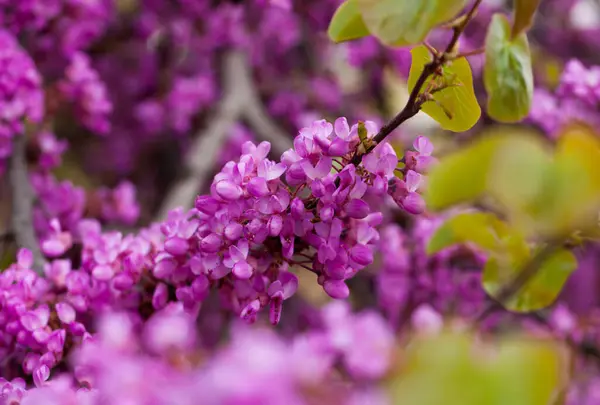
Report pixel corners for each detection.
[155,50,293,221]
[529,312,600,363]
[350,0,483,166]
[9,134,46,273]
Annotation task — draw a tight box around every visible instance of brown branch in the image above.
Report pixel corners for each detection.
[349,0,483,167]
[154,50,293,221]
[9,134,46,274]
[529,312,600,363]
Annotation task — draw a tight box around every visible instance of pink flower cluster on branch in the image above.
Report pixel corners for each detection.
[0,117,434,385]
[153,118,432,323]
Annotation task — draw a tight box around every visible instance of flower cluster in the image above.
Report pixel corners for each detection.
[528,59,600,136]
[557,59,600,106]
[0,117,432,383]
[0,0,113,58]
[150,118,429,324]
[376,217,488,327]
[0,1,597,403]
[0,29,43,162]
[58,52,112,135]
[0,221,163,381]
[0,301,394,405]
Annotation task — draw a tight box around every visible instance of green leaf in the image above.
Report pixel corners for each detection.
[485,129,553,231]
[424,128,551,215]
[327,0,370,43]
[520,125,600,237]
[427,212,529,263]
[511,0,541,38]
[424,132,504,210]
[389,331,567,405]
[356,0,468,46]
[545,125,600,234]
[408,45,481,132]
[483,249,577,312]
[425,125,600,238]
[490,338,569,405]
[484,14,534,123]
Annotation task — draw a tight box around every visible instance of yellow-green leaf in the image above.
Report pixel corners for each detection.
[408,45,480,132]
[483,249,576,312]
[511,0,541,38]
[484,14,533,123]
[424,131,523,211]
[327,0,370,43]
[389,331,567,405]
[486,129,553,232]
[523,125,600,236]
[550,125,600,233]
[425,124,600,239]
[427,212,529,264]
[356,0,468,47]
[490,338,569,405]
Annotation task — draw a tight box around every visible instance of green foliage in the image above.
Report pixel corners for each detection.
[427,212,529,263]
[356,0,468,46]
[427,212,574,312]
[424,128,515,210]
[327,0,370,43]
[484,14,533,123]
[511,0,542,38]
[424,126,600,238]
[389,331,567,405]
[424,125,600,311]
[408,45,481,132]
[483,248,577,312]
[542,126,600,236]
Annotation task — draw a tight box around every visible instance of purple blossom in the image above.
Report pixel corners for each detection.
[0,29,43,158]
[59,52,112,134]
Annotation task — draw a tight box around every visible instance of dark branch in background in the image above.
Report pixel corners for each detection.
[528,312,600,363]
[155,50,293,221]
[349,0,484,167]
[9,134,46,274]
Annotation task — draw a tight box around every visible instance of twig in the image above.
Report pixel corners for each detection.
[529,312,600,363]
[349,0,483,167]
[242,78,293,158]
[155,50,293,221]
[9,134,46,274]
[474,240,562,324]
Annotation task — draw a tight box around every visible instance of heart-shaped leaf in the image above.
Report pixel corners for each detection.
[357,0,468,46]
[484,13,534,123]
[328,0,370,43]
[408,45,481,132]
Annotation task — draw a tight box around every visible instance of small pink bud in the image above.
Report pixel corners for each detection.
[324,280,350,299]
[152,283,169,310]
[224,222,243,241]
[56,302,76,324]
[164,237,189,256]
[349,244,373,267]
[233,261,253,279]
[412,304,443,334]
[401,192,425,215]
[33,365,49,388]
[215,180,243,201]
[345,199,370,219]
[247,177,270,197]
